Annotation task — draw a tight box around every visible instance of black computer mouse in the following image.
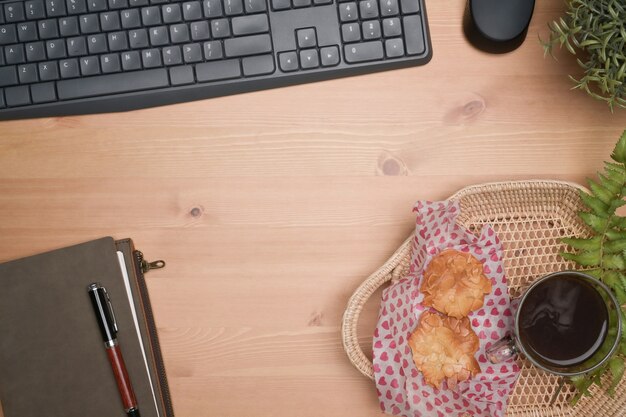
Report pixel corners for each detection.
[463,0,535,53]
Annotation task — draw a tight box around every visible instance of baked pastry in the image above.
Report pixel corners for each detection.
[408,311,481,389]
[421,249,492,318]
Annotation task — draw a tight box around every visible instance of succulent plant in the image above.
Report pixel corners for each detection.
[543,0,626,111]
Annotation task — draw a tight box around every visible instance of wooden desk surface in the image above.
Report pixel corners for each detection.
[1,0,625,416]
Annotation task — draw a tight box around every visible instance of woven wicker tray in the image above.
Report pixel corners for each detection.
[342,180,626,417]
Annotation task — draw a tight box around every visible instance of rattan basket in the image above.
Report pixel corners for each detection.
[342,180,626,417]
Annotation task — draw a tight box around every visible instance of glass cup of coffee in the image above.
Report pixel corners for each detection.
[487,271,622,376]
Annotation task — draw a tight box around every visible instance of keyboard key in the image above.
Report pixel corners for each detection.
[382,17,401,37]
[169,65,194,85]
[121,9,141,28]
[211,18,229,38]
[5,44,25,64]
[195,59,240,82]
[5,86,30,107]
[182,42,201,62]
[380,0,398,16]
[121,50,140,70]
[362,20,380,39]
[129,28,148,48]
[0,25,18,45]
[25,41,46,61]
[182,1,202,20]
[190,21,210,40]
[46,39,67,59]
[100,12,121,31]
[87,34,107,53]
[242,54,273,76]
[224,0,243,15]
[278,51,297,72]
[59,16,80,36]
[108,31,128,50]
[101,53,121,72]
[66,0,87,14]
[25,0,46,20]
[297,28,316,48]
[60,58,80,77]
[141,6,162,26]
[88,0,108,12]
[39,61,59,80]
[141,48,161,67]
[17,22,38,42]
[0,66,18,87]
[45,0,67,17]
[341,23,360,42]
[292,0,311,8]
[299,48,318,69]
[4,3,25,23]
[344,40,382,63]
[400,0,418,13]
[66,36,87,56]
[79,55,100,75]
[0,48,4,65]
[359,0,378,19]
[245,0,266,12]
[162,4,182,23]
[203,40,222,60]
[31,82,56,103]
[231,14,268,35]
[79,14,100,34]
[57,68,169,99]
[162,45,181,65]
[403,14,424,55]
[339,2,357,22]
[385,37,403,57]
[313,0,332,5]
[109,0,128,9]
[0,90,5,108]
[18,63,38,83]
[129,0,149,7]
[272,0,290,10]
[149,26,168,46]
[320,45,339,66]
[169,24,189,43]
[203,0,222,17]
[39,19,59,39]
[224,33,270,57]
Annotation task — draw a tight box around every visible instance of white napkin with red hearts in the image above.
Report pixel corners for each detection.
[372,200,520,417]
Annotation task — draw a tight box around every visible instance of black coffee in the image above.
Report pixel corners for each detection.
[518,275,608,367]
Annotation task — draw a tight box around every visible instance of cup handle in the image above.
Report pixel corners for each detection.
[486,335,518,363]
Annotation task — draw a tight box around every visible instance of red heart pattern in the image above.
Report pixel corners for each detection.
[372,200,520,417]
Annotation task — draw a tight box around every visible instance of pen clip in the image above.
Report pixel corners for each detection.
[102,286,118,334]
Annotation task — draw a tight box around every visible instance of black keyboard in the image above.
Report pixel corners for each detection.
[0,0,430,120]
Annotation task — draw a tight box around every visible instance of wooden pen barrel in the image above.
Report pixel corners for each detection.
[106,344,138,412]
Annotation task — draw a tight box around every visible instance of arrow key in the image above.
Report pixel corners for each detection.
[299,48,318,69]
[320,45,339,67]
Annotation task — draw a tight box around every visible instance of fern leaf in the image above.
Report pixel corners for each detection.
[599,172,622,194]
[608,357,625,396]
[610,216,626,229]
[589,179,615,204]
[581,212,609,232]
[608,198,626,213]
[580,191,609,215]
[611,131,626,163]
[561,250,601,266]
[562,236,602,250]
[604,239,626,253]
[603,254,625,269]
[606,230,626,240]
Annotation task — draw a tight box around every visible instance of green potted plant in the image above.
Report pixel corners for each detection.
[543,0,626,111]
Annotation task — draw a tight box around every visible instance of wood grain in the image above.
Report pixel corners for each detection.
[0,0,625,415]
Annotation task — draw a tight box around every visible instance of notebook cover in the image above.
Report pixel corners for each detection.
[0,237,165,417]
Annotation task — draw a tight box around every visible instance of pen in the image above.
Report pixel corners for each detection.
[88,282,141,417]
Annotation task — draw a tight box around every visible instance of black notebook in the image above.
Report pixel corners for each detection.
[0,237,174,417]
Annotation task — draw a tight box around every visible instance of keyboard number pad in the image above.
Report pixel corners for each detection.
[339,0,424,62]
